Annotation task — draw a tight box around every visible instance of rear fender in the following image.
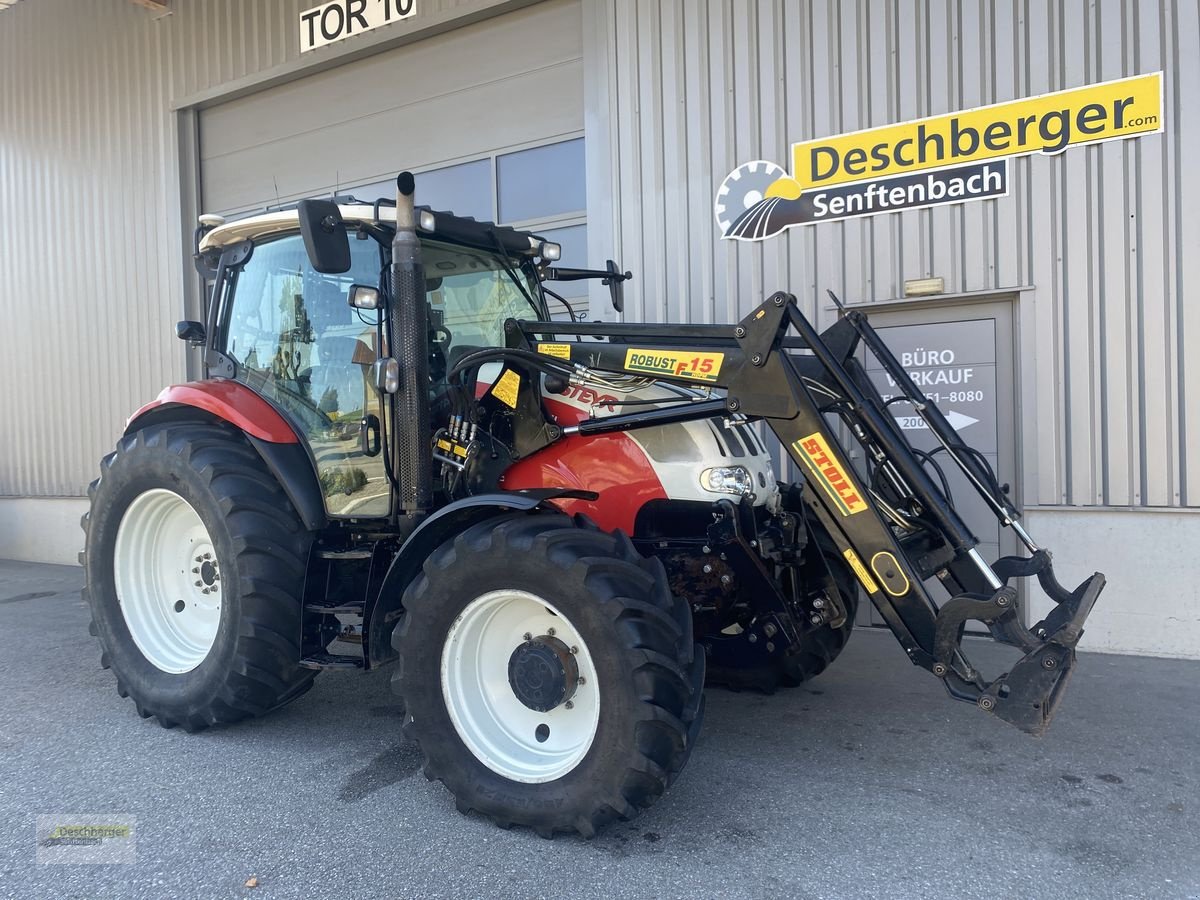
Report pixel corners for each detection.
[366,489,597,667]
[124,381,326,531]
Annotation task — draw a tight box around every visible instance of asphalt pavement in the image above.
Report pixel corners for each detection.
[1,558,1197,899]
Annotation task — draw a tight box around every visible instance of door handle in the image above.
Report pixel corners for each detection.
[360,414,381,457]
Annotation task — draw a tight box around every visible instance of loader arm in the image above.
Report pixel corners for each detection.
[496,292,1104,735]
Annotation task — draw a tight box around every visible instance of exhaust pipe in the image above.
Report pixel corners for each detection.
[391,171,432,516]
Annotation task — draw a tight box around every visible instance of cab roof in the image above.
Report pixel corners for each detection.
[197,199,548,259]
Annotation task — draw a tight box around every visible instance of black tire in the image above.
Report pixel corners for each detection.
[706,533,859,693]
[81,423,316,731]
[392,513,704,838]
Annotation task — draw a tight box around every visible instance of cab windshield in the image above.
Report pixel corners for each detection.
[422,239,544,363]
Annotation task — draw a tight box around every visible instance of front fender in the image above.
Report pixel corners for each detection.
[124,381,326,531]
[126,381,300,444]
[366,488,597,666]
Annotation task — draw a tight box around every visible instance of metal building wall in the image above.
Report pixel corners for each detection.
[0,0,183,498]
[0,0,530,500]
[589,0,1199,510]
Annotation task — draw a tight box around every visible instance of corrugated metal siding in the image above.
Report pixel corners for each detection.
[0,0,527,498]
[598,0,1198,510]
[0,0,183,497]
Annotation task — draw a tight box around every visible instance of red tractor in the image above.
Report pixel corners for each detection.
[82,173,1104,837]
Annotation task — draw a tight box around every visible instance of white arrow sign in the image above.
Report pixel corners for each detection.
[896,410,980,431]
[945,411,979,431]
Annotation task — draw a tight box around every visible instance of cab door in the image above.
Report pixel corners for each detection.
[221,231,391,518]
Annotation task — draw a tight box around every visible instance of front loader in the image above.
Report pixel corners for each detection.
[81,172,1104,837]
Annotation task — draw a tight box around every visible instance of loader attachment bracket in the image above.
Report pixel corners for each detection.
[935,570,1105,734]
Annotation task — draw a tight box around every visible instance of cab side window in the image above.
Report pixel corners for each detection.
[225,232,390,518]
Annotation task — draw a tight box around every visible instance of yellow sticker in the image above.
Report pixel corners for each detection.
[453,444,469,458]
[793,432,869,516]
[843,548,880,594]
[490,369,521,408]
[870,551,911,597]
[436,439,452,453]
[537,342,573,360]
[623,349,724,382]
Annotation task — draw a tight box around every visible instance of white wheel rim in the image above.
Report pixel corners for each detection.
[113,489,222,674]
[441,590,600,783]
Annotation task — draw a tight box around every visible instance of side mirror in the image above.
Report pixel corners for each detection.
[176,320,206,344]
[348,284,380,310]
[604,259,631,313]
[297,199,351,274]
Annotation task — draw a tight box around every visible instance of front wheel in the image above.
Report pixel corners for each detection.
[392,513,704,837]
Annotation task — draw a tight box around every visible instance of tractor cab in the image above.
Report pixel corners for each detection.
[192,201,554,519]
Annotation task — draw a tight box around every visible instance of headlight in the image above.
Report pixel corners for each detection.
[700,465,754,496]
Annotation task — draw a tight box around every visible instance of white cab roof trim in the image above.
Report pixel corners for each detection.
[197,204,389,253]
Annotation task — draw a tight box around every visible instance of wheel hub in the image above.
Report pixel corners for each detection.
[198,558,219,587]
[507,636,578,712]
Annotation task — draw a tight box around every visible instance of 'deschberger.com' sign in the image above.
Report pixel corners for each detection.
[716,72,1163,240]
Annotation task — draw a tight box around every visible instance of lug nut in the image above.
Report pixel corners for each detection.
[194,581,202,588]
[720,574,731,585]
[701,546,711,554]
[702,564,713,574]
[570,646,578,654]
[748,633,758,643]
[577,677,586,685]
[523,632,532,641]
[192,567,200,574]
[564,701,574,710]
[810,614,823,625]
[547,627,556,637]
[766,641,775,652]
[812,597,826,609]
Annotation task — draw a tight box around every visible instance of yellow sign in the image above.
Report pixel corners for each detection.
[793,432,869,517]
[843,548,880,594]
[537,343,573,360]
[490,369,521,408]
[623,349,724,382]
[792,72,1162,191]
[716,71,1163,240]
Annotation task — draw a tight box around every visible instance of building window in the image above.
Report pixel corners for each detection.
[353,137,588,315]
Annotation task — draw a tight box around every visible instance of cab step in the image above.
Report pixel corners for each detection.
[316,548,373,560]
[299,652,364,670]
[304,601,365,616]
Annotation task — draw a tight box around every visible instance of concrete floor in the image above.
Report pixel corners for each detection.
[0,558,1197,900]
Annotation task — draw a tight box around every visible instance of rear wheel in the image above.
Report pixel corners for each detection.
[82,423,316,731]
[392,513,704,837]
